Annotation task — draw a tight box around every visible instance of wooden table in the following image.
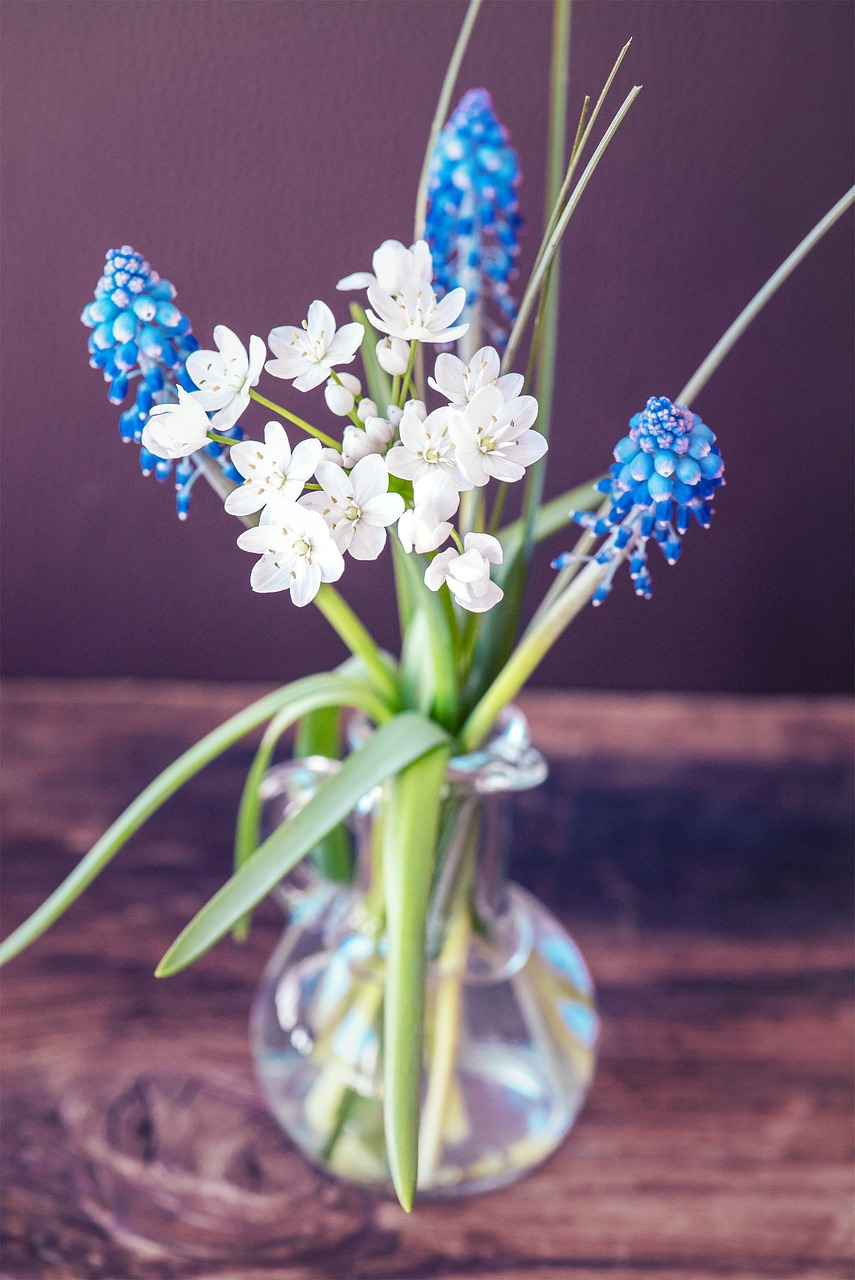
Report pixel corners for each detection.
[2,683,852,1280]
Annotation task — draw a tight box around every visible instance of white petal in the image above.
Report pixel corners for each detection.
[247,334,266,383]
[424,549,458,592]
[224,483,265,516]
[251,556,293,594]
[237,524,283,554]
[263,421,291,468]
[213,325,248,372]
[348,521,387,561]
[507,430,548,467]
[430,287,467,328]
[496,372,524,401]
[349,452,388,504]
[316,459,353,504]
[385,444,420,481]
[293,363,331,393]
[304,300,334,343]
[210,390,247,429]
[290,558,321,607]
[337,271,376,291]
[288,437,323,480]
[463,532,503,564]
[456,580,504,613]
[326,322,364,365]
[372,240,411,293]
[267,326,302,358]
[361,491,405,526]
[265,353,307,381]
[314,538,345,581]
[482,453,525,483]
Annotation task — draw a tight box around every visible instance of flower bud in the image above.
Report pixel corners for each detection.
[376,336,410,376]
[356,397,378,423]
[325,380,355,417]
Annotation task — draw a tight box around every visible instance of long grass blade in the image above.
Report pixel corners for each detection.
[0,679,360,966]
[413,0,483,240]
[504,82,642,372]
[677,185,855,406]
[383,743,451,1210]
[156,713,450,976]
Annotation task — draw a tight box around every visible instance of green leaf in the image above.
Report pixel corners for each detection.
[382,743,451,1211]
[156,713,451,977]
[231,675,384,941]
[294,705,353,885]
[350,303,393,408]
[393,537,458,730]
[0,678,362,967]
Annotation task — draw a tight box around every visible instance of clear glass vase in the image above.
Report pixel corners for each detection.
[250,707,598,1199]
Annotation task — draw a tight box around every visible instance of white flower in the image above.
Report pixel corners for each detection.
[449,385,547,487]
[398,474,459,554]
[324,372,361,417]
[185,325,265,430]
[386,405,471,495]
[424,533,504,613]
[236,503,344,605]
[337,239,434,293]
[224,421,322,518]
[303,454,404,561]
[141,387,211,459]
[376,335,411,376]
[356,397,378,423]
[341,414,397,467]
[266,301,364,393]
[429,346,524,406]
[367,279,468,345]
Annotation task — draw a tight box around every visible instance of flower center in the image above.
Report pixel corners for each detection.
[293,538,311,557]
[344,502,361,523]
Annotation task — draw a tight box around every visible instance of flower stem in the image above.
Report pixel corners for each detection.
[314,585,400,705]
[676,185,855,406]
[413,0,484,240]
[398,342,419,408]
[206,431,241,448]
[503,82,642,374]
[249,388,341,451]
[460,558,605,750]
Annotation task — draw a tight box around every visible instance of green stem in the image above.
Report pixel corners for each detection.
[249,388,341,451]
[0,682,336,966]
[314,585,400,705]
[461,559,604,750]
[503,83,642,374]
[398,342,419,408]
[509,40,631,357]
[676,185,855,406]
[413,0,484,239]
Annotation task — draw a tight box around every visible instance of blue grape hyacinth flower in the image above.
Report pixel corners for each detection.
[554,396,725,604]
[81,247,242,517]
[425,89,521,349]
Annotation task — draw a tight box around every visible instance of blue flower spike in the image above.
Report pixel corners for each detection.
[425,89,522,348]
[81,246,242,518]
[553,396,725,604]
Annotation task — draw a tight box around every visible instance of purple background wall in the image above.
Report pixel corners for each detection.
[1,0,852,692]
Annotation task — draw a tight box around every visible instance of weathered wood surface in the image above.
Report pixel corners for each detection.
[1,681,852,1280]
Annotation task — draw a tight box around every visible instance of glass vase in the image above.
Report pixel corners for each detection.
[250,707,598,1199]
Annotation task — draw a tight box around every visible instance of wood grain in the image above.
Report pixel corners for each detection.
[1,682,852,1280]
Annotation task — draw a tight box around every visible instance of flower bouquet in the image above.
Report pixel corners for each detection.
[2,0,851,1211]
